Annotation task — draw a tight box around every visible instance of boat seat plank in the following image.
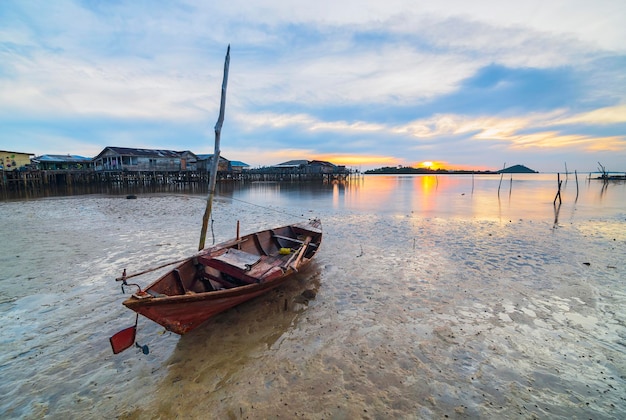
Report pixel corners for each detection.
[212,248,261,271]
[273,234,319,248]
[199,254,286,285]
[246,257,284,281]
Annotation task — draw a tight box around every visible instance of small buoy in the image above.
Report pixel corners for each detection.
[279,248,291,255]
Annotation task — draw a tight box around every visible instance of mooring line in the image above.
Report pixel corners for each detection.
[184,192,309,220]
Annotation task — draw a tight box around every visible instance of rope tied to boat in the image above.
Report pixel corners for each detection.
[118,269,142,294]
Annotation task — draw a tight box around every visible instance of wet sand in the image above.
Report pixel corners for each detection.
[1,179,625,419]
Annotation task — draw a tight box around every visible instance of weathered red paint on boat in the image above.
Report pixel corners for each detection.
[122,219,322,335]
[126,280,288,333]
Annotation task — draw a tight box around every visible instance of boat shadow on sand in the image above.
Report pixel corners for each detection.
[122,265,321,418]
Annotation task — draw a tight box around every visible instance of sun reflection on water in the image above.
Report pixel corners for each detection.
[323,174,624,222]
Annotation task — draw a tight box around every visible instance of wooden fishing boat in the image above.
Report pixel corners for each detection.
[110,46,322,354]
[119,218,321,336]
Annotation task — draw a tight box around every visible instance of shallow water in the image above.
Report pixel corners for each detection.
[1,174,625,419]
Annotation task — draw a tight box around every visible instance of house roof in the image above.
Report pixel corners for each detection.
[93,147,246,166]
[196,154,230,162]
[176,150,198,158]
[309,160,336,167]
[229,160,249,167]
[273,159,309,168]
[94,146,182,159]
[33,154,92,163]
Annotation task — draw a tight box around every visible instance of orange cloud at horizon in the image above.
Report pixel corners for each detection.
[225,148,406,169]
[228,147,499,171]
[314,155,497,171]
[504,131,625,152]
[310,153,402,168]
[411,160,494,171]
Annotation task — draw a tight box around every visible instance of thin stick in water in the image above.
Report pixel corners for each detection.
[497,162,505,197]
[553,173,562,205]
[575,170,579,202]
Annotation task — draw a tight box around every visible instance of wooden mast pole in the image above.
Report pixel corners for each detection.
[199,45,230,251]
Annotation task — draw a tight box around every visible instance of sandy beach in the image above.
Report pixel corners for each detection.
[1,175,624,419]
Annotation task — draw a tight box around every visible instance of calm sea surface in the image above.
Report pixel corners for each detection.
[1,174,625,419]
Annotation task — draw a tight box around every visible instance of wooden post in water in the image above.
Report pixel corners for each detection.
[553,173,562,205]
[553,173,563,228]
[497,162,505,198]
[199,45,230,251]
[574,170,579,202]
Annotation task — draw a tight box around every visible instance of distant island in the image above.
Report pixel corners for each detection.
[497,164,539,174]
[364,164,538,175]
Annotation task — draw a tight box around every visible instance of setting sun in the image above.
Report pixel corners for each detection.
[416,161,444,170]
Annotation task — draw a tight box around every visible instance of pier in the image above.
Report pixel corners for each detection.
[1,168,352,197]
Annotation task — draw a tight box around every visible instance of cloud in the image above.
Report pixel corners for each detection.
[553,105,626,126]
[232,101,626,162]
[1,0,625,172]
[397,108,626,151]
[185,0,626,52]
[237,112,386,133]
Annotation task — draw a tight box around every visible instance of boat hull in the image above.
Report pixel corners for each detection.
[121,219,322,335]
[125,266,304,334]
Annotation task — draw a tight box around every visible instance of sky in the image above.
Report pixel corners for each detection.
[1,1,625,173]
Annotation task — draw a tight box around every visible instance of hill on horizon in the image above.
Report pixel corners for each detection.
[498,164,538,174]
